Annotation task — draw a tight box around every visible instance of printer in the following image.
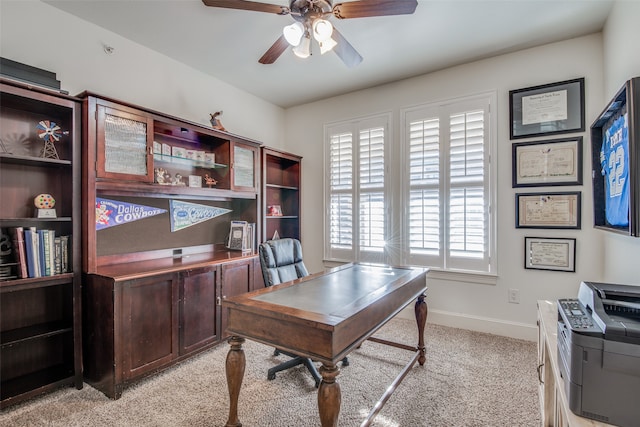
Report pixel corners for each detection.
[557,281,640,427]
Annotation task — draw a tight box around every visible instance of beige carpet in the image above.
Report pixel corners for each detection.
[0,318,540,426]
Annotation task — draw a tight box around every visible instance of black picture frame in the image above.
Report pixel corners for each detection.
[591,77,640,237]
[510,78,585,139]
[524,237,576,272]
[512,137,583,187]
[516,191,581,229]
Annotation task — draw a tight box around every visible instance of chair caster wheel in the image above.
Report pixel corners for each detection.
[268,372,276,380]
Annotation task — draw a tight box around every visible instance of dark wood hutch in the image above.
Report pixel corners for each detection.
[79,93,271,399]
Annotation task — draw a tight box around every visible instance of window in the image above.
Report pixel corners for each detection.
[325,114,390,263]
[402,94,496,273]
[324,93,496,276]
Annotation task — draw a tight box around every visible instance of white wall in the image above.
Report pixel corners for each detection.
[284,34,608,340]
[4,1,637,341]
[600,1,640,285]
[0,0,286,148]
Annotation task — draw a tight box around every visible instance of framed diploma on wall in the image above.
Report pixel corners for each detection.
[509,78,585,139]
[524,237,576,272]
[516,192,581,229]
[512,137,583,187]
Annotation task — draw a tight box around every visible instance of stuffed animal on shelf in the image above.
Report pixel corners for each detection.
[209,111,226,131]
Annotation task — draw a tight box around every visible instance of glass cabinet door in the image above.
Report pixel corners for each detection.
[96,104,154,182]
[232,142,258,192]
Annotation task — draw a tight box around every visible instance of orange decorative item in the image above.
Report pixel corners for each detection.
[34,193,55,209]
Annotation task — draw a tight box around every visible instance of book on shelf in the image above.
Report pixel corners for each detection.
[60,235,70,273]
[226,221,255,254]
[24,227,41,278]
[8,226,28,279]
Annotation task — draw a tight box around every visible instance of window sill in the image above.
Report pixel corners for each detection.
[426,268,497,286]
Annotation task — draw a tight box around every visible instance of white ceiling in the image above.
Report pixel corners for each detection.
[44,0,613,108]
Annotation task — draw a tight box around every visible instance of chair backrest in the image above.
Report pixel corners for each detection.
[258,238,309,287]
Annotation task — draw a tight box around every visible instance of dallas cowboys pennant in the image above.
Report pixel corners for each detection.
[96,198,167,230]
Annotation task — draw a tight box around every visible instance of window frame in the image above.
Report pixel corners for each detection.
[324,113,392,264]
[400,92,498,275]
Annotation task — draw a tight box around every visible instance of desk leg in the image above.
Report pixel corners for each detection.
[225,336,245,427]
[318,363,341,427]
[415,293,428,366]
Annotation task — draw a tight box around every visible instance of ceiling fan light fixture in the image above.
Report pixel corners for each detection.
[319,37,337,55]
[312,19,333,42]
[283,22,304,46]
[292,35,311,58]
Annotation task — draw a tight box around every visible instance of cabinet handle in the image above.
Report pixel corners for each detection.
[216,296,222,306]
[537,363,544,384]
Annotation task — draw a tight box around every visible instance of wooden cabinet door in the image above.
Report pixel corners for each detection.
[120,273,178,380]
[95,103,154,182]
[179,267,219,355]
[220,258,254,338]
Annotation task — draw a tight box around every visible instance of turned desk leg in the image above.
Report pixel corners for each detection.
[318,363,341,427]
[415,293,428,366]
[225,336,246,427]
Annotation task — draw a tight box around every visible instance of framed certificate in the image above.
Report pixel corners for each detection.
[524,237,576,272]
[510,78,585,139]
[515,192,581,229]
[512,137,582,187]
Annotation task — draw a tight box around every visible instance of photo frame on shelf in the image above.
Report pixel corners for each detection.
[524,237,576,272]
[512,136,582,187]
[509,78,585,139]
[267,205,282,216]
[515,191,581,229]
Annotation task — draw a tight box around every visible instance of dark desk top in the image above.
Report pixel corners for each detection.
[223,263,428,363]
[252,264,418,317]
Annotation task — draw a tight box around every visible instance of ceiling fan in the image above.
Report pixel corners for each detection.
[201,0,418,67]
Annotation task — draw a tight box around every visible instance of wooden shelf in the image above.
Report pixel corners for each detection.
[1,321,72,347]
[0,153,72,167]
[0,364,75,407]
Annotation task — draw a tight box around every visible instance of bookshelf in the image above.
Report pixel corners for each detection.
[0,78,82,408]
[262,148,302,242]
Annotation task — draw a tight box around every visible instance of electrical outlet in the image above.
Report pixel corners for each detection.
[508,288,520,304]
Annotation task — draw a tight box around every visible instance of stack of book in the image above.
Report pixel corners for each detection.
[6,226,71,279]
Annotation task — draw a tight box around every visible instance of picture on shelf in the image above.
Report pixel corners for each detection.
[268,205,283,216]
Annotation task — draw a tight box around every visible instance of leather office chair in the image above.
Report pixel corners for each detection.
[258,238,348,388]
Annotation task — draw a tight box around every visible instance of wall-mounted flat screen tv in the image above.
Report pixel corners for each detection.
[591,77,639,236]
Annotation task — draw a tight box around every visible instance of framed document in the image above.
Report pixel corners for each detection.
[512,137,582,187]
[524,237,576,272]
[516,192,581,229]
[510,78,584,139]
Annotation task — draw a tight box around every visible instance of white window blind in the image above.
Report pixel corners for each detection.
[403,95,495,273]
[325,115,389,262]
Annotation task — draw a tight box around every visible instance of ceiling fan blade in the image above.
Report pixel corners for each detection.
[259,35,290,64]
[201,0,289,15]
[332,28,363,68]
[333,0,417,19]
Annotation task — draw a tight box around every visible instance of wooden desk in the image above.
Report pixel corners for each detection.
[223,263,428,427]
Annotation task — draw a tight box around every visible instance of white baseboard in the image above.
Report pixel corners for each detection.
[397,306,538,342]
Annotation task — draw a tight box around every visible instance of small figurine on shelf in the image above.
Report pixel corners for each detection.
[173,173,186,186]
[36,120,64,159]
[209,111,226,131]
[155,167,170,184]
[34,193,56,218]
[203,173,218,188]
